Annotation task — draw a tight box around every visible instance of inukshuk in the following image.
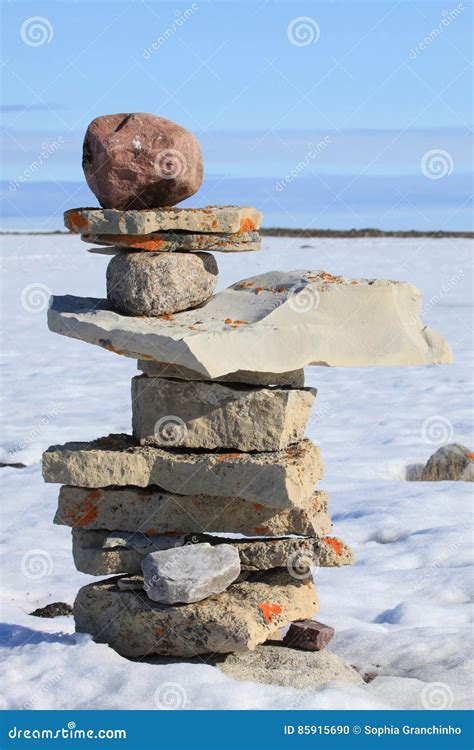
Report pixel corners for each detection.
[42,113,452,687]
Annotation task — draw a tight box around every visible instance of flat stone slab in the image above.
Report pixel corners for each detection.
[64,205,263,235]
[58,484,331,537]
[73,570,318,658]
[131,376,316,451]
[106,252,217,317]
[47,270,452,378]
[43,434,323,509]
[142,543,241,604]
[216,644,363,689]
[83,230,261,253]
[137,361,305,387]
[72,528,350,576]
[282,620,335,651]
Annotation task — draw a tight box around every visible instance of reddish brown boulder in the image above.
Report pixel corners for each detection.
[283,620,335,651]
[82,113,203,210]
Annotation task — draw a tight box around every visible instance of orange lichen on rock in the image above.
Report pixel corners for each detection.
[236,281,254,289]
[239,218,256,232]
[465,452,474,459]
[159,313,174,321]
[215,452,241,462]
[323,537,343,556]
[67,491,100,527]
[66,210,90,232]
[224,318,233,324]
[258,602,282,623]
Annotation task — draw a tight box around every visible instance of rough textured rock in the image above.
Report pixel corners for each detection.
[72,528,350,576]
[29,602,73,618]
[131,376,316,451]
[59,483,330,536]
[282,620,335,651]
[82,113,203,210]
[43,434,323,509]
[137,361,305,387]
[83,231,260,253]
[74,570,319,658]
[48,271,453,377]
[216,644,363,689]
[142,543,241,604]
[117,575,144,591]
[64,205,263,235]
[420,443,474,481]
[106,252,218,317]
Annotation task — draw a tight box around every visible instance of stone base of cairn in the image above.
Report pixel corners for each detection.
[43,113,451,689]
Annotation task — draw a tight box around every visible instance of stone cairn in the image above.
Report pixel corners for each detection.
[43,113,452,687]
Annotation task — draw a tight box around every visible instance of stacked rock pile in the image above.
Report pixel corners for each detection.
[43,113,453,687]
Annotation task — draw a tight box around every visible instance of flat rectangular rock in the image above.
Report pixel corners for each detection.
[137,361,305,387]
[72,528,352,576]
[47,270,452,378]
[64,205,263,235]
[73,569,319,657]
[83,230,261,253]
[57,484,331,537]
[43,434,323,509]
[131,376,316,451]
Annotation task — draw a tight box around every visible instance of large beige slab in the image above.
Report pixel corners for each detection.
[47,270,452,378]
[64,205,263,235]
[137,361,305,387]
[55,484,331,536]
[217,644,363,689]
[73,569,318,657]
[72,528,353,576]
[131,376,316,451]
[83,230,260,253]
[43,435,322,509]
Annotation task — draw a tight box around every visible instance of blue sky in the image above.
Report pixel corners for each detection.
[1,0,472,229]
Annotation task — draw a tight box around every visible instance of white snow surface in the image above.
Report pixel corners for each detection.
[0,234,473,711]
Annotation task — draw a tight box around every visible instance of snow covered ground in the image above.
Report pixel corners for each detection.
[0,233,472,710]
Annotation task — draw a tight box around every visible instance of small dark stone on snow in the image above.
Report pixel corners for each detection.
[30,602,73,618]
[283,619,335,651]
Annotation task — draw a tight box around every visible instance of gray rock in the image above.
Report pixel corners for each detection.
[131,376,316,451]
[142,543,241,604]
[64,205,263,235]
[59,483,330,538]
[217,644,363,689]
[74,569,319,658]
[71,528,350,577]
[137,361,305,387]
[106,252,218,317]
[43,434,323,509]
[420,443,474,481]
[83,230,260,253]
[48,270,453,378]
